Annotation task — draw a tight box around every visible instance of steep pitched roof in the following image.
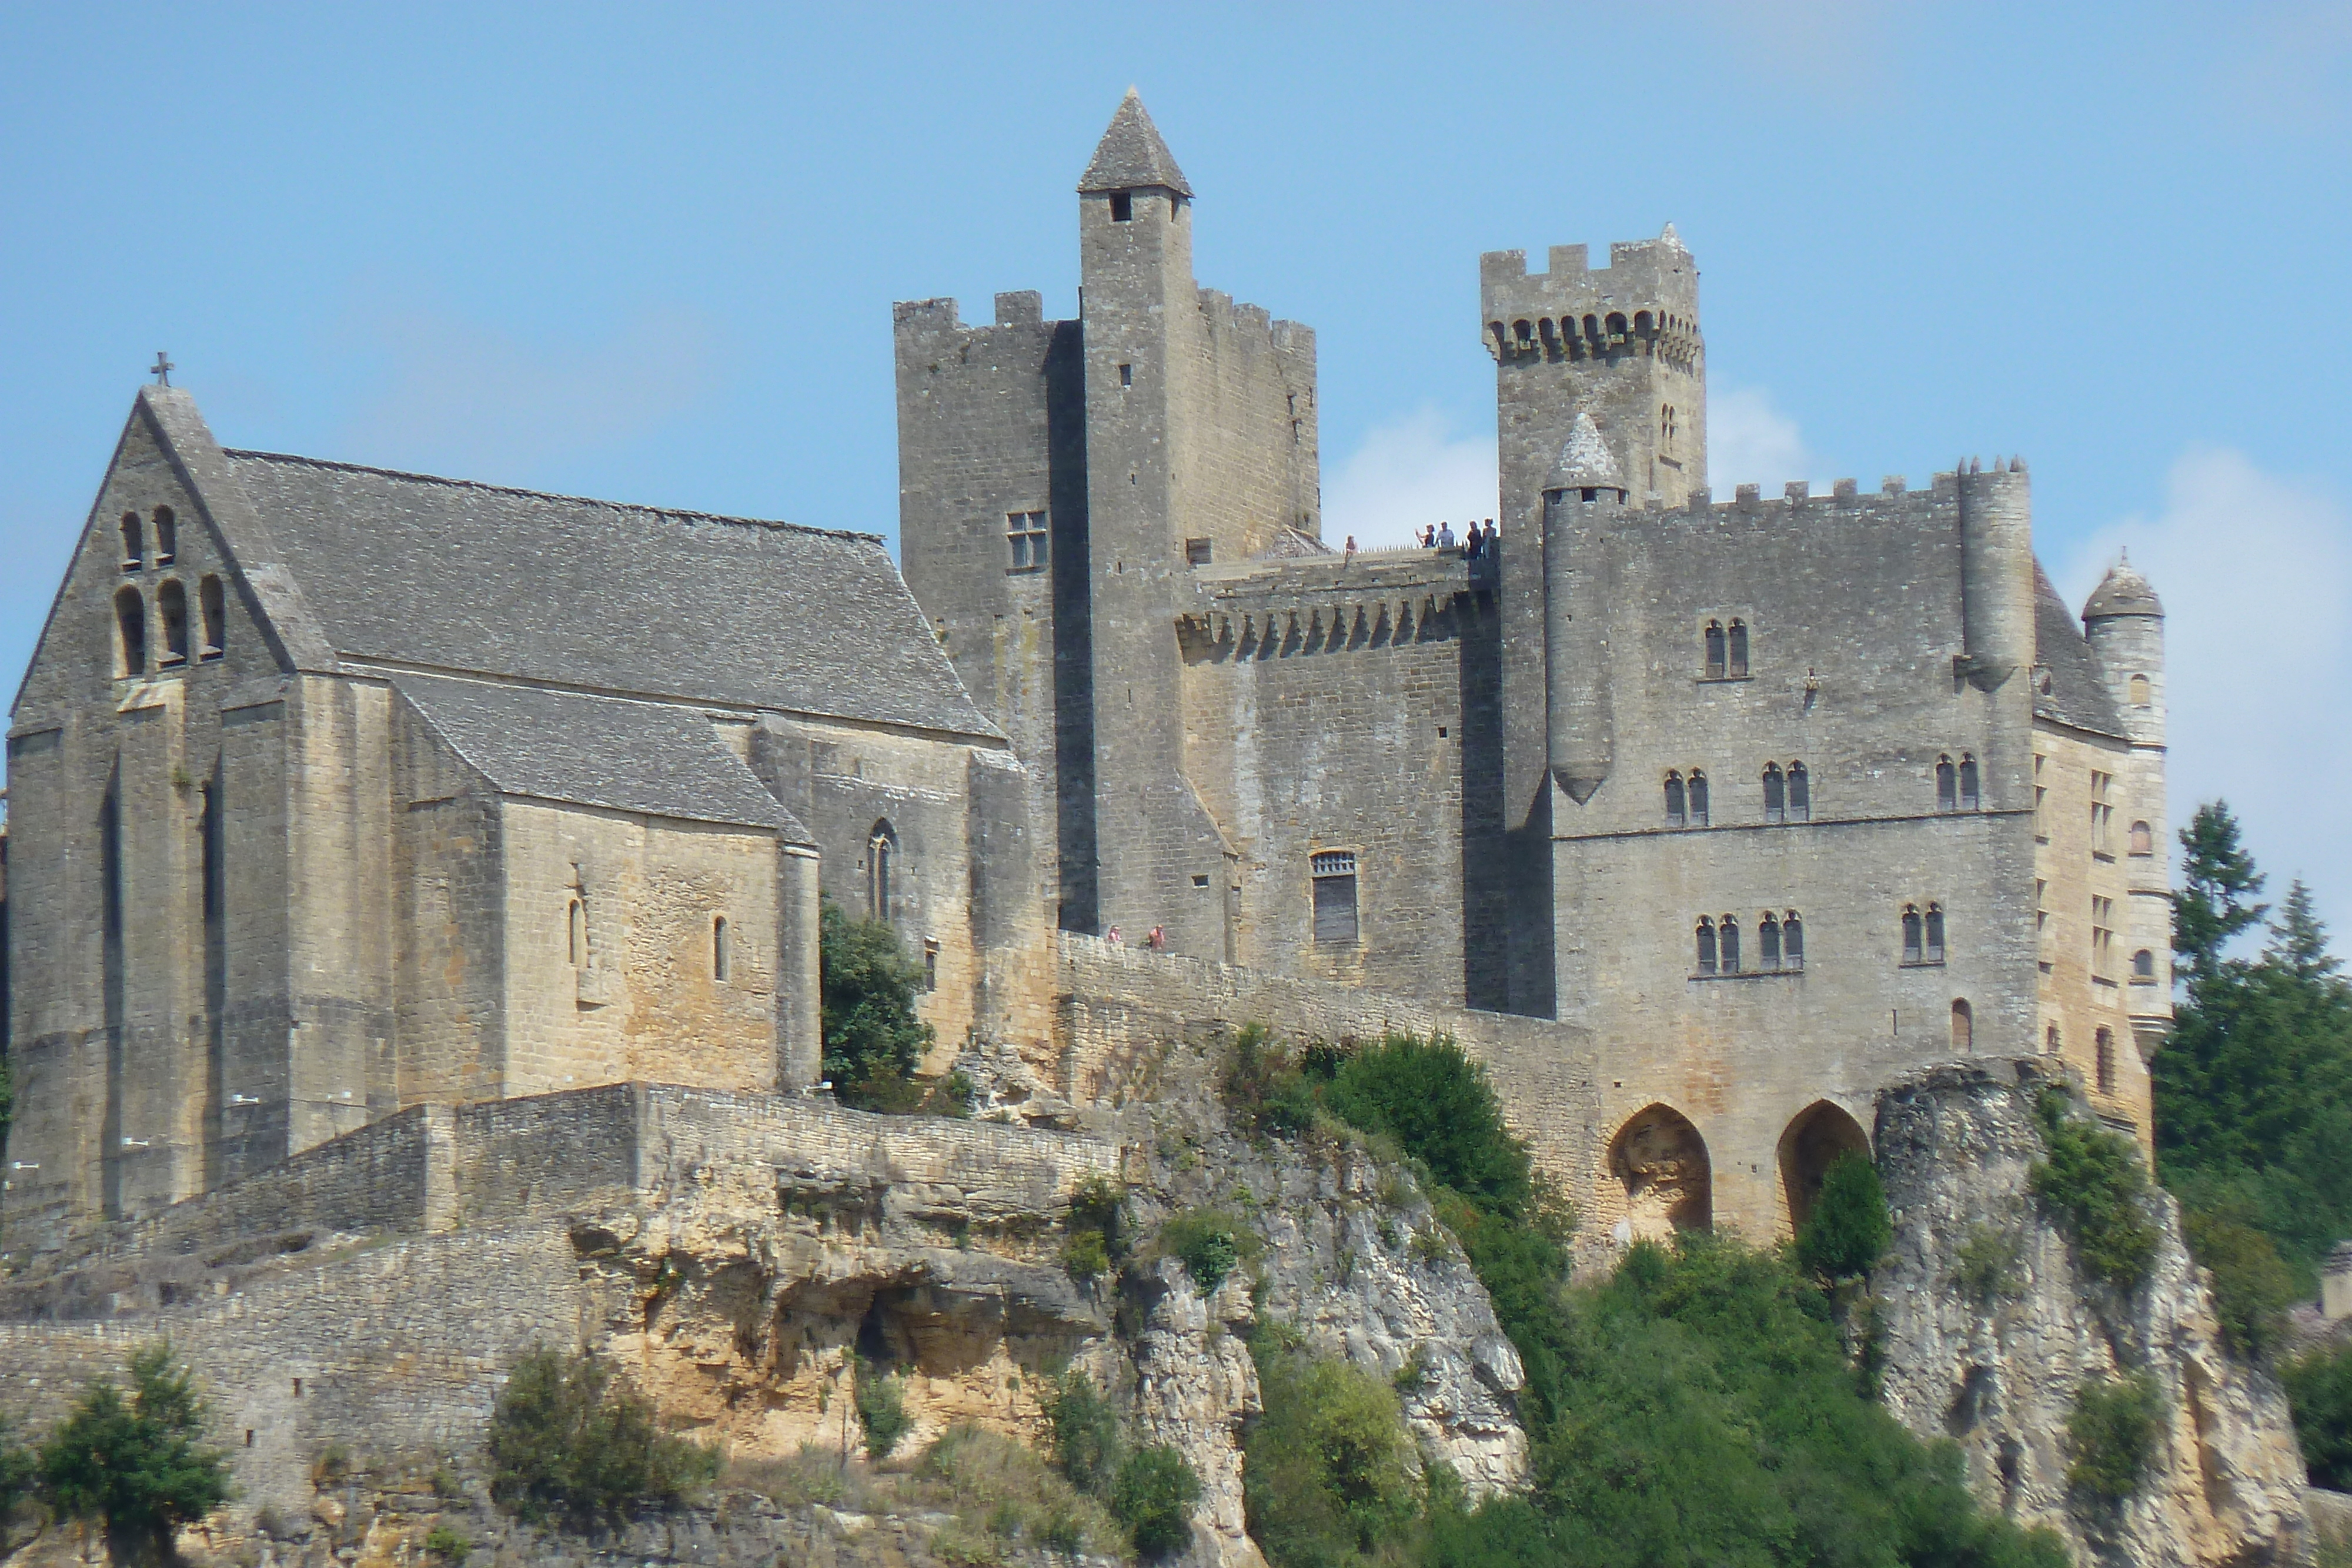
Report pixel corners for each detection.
[220,451,998,740]
[1548,411,1625,491]
[392,673,808,836]
[2033,563,2129,741]
[1078,89,1193,196]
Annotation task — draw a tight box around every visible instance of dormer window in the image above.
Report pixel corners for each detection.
[1110,192,1133,222]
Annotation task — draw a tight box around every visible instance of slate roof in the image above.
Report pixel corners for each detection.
[1078,89,1193,196]
[1548,410,1625,490]
[2084,557,2164,620]
[220,452,998,740]
[2033,564,2129,741]
[391,672,808,836]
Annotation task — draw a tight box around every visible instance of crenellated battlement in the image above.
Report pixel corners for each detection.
[1481,232,1701,367]
[893,290,1071,345]
[1196,286,1315,354]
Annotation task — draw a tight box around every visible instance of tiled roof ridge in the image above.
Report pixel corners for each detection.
[219,449,884,544]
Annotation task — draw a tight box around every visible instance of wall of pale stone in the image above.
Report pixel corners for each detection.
[2033,720,2152,1140]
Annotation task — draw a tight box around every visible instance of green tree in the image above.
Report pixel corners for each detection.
[39,1342,232,1562]
[2030,1089,2158,1289]
[2283,1340,2352,1490]
[1111,1446,1201,1558]
[1043,1371,1124,1497]
[818,897,935,1110]
[1794,1152,1893,1281]
[853,1360,913,1460]
[1245,1330,1422,1568]
[485,1346,716,1527]
[0,1416,36,1536]
[2173,800,2267,981]
[1326,1034,1534,1222]
[2064,1374,2162,1506]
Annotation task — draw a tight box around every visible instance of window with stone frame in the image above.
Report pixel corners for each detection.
[1687,768,1710,826]
[2090,771,2115,857]
[1763,763,1785,823]
[1727,619,1749,678]
[1311,851,1359,947]
[2129,820,2154,856]
[114,586,146,675]
[1695,917,1717,975]
[1958,754,1980,810]
[152,506,177,564]
[1663,770,1686,827]
[2132,948,2157,982]
[119,511,143,571]
[1703,620,1726,680]
[1782,912,1805,969]
[868,821,898,922]
[2096,1027,2117,1093]
[1759,912,1781,968]
[1937,755,1958,811]
[199,576,225,660]
[1925,903,1946,963]
[2092,895,2116,978]
[1717,914,1741,974]
[1006,510,1049,573]
[1787,761,1810,821]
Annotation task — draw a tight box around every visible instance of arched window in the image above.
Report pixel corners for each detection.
[1952,999,1974,1054]
[1695,917,1717,975]
[1663,771,1686,827]
[1762,763,1786,823]
[1759,912,1782,968]
[1925,903,1946,963]
[2095,1027,2116,1093]
[2129,820,2153,856]
[1605,311,1628,337]
[1719,915,1741,974]
[1958,754,1980,810]
[1788,761,1810,822]
[1703,620,1726,680]
[2128,674,2151,707]
[1783,912,1804,969]
[1635,310,1653,333]
[1688,769,1710,827]
[119,511,143,570]
[114,586,146,676]
[152,506,176,564]
[1727,619,1749,678]
[1901,905,1923,965]
[199,575,225,659]
[156,579,188,666]
[2132,948,2156,981]
[1936,755,1957,811]
[713,916,731,982]
[567,898,587,967]
[868,821,898,922]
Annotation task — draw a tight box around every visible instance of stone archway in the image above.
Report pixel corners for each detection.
[1608,1104,1712,1241]
[1778,1100,1870,1234]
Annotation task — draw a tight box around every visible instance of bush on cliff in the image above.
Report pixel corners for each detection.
[2283,1340,2352,1491]
[1159,1207,1258,1296]
[2179,1201,2298,1362]
[486,1346,716,1526]
[1111,1445,1202,1558]
[0,1416,36,1535]
[2063,1373,2163,1506]
[1244,1324,1423,1568]
[2029,1087,2159,1289]
[854,1359,914,1461]
[818,897,936,1111]
[39,1341,232,1562]
[1795,1151,1893,1281]
[1044,1370,1124,1497]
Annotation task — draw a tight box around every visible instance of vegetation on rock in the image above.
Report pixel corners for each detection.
[1244,1323,1424,1568]
[0,1417,32,1537]
[2282,1342,2352,1490]
[1159,1206,1257,1296]
[854,1359,914,1460]
[2029,1087,2159,1289]
[36,1342,233,1563]
[2062,1373,2163,1506]
[1044,1372,1125,1499]
[485,1346,716,1526]
[818,896,937,1111]
[1061,1176,1128,1282]
[1794,1151,1893,1281]
[1110,1446,1202,1559]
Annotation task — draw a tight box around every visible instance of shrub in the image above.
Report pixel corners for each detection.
[2064,1372,2163,1505]
[1111,1445,1201,1557]
[1062,1229,1112,1281]
[2285,1340,2352,1489]
[1063,1176,1127,1282]
[1794,1151,1892,1279]
[1160,1208,1258,1296]
[920,1423,1123,1557]
[39,1340,233,1560]
[1222,1025,1318,1138]
[1245,1329,1421,1568]
[818,898,935,1110]
[422,1522,472,1565]
[0,1417,34,1530]
[485,1346,717,1526]
[854,1360,914,1461]
[2181,1202,2298,1361]
[1043,1372,1123,1498]
[1326,1035,1532,1221]
[2030,1088,2159,1289]
[1953,1224,2027,1305]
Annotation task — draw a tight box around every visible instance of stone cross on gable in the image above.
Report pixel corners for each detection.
[151,352,173,386]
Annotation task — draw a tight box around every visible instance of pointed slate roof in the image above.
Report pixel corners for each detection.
[2084,556,2164,620]
[1547,412,1625,491]
[2033,563,2129,740]
[1078,89,1193,196]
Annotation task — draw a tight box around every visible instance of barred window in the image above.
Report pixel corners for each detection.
[1759,912,1781,968]
[1007,510,1049,572]
[1311,851,1359,947]
[2096,1027,2116,1092]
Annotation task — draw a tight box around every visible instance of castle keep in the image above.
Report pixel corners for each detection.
[4,92,2170,1256]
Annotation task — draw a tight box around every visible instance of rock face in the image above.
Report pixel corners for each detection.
[1872,1058,2309,1566]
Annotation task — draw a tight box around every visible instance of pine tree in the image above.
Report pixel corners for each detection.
[2174,801,2267,980]
[2269,880,2342,984]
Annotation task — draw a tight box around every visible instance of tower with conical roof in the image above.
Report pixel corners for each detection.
[2083,554,2170,1059]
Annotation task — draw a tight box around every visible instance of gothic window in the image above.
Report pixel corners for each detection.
[1695,917,1717,975]
[1663,771,1686,827]
[1959,754,1980,811]
[2132,948,2156,981]
[1936,755,1957,812]
[868,821,898,922]
[1311,851,1359,947]
[156,580,188,666]
[1763,763,1786,824]
[1783,912,1805,969]
[1109,191,1133,222]
[2096,1027,2117,1093]
[1788,761,1810,821]
[1759,912,1781,968]
[1704,620,1726,680]
[152,506,176,564]
[1727,619,1749,678]
[1007,511,1049,572]
[1902,905,1924,965]
[2129,820,2154,856]
[119,511,143,570]
[199,576,225,660]
[1952,999,1974,1054]
[713,917,730,982]
[1688,769,1709,826]
[2129,673,2151,707]
[1925,903,1946,963]
[114,586,146,675]
[1718,915,1740,974]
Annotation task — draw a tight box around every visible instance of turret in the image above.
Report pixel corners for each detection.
[1956,458,2035,690]
[1543,412,1624,803]
[2083,553,2165,748]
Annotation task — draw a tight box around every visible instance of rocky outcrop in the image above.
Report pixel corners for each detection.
[1872,1058,2309,1567]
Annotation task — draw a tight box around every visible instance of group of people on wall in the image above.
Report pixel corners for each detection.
[1339,518,1501,558]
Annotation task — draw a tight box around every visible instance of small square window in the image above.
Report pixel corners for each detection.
[1185,538,1212,567]
[1110,192,1133,222]
[1118,363,1133,387]
[1192,874,1210,889]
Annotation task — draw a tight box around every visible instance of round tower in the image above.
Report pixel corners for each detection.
[1543,410,1625,803]
[2083,554,2165,748]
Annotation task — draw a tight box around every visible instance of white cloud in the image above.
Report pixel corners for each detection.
[1706,383,1818,494]
[1322,406,1497,551]
[2061,447,2352,951]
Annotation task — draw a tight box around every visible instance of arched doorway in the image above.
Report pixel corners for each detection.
[1778,1100,1870,1234]
[1608,1104,1712,1241]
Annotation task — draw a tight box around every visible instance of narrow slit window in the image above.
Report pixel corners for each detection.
[1695,917,1717,975]
[1925,903,1946,964]
[568,898,587,967]
[1688,769,1709,827]
[115,586,146,675]
[1788,761,1810,821]
[713,916,730,982]
[1902,905,1923,965]
[1958,754,1980,810]
[2095,1027,2116,1092]
[1006,510,1049,572]
[868,821,897,922]
[1762,763,1785,823]
[923,938,940,992]
[1311,851,1359,947]
[156,579,188,665]
[1936,755,1957,811]
[1703,620,1726,679]
[1783,912,1804,969]
[199,575,225,658]
[119,511,143,570]
[1718,915,1740,974]
[1759,912,1782,969]
[1727,619,1749,677]
[1952,999,1974,1054]
[152,506,176,564]
[1663,770,1686,827]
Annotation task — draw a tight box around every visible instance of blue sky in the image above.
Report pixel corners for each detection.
[4,2,2348,941]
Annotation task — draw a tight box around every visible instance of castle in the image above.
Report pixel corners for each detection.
[1,92,2171,1255]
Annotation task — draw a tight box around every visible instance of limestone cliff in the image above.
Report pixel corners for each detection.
[1872,1058,2309,1566]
